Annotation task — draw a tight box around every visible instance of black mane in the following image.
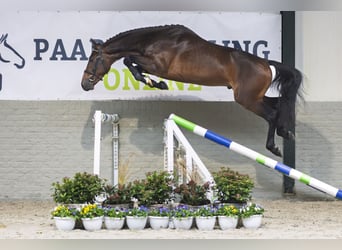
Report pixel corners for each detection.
[104,24,190,45]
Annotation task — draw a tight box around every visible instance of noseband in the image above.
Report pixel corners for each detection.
[84,48,106,83]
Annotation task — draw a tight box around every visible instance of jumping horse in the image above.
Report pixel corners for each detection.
[81,25,302,157]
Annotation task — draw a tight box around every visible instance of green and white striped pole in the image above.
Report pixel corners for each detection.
[169,113,342,200]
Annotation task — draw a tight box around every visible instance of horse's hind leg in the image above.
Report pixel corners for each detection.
[263,97,282,157]
[123,57,168,90]
[235,93,282,157]
[276,102,296,141]
[276,66,302,141]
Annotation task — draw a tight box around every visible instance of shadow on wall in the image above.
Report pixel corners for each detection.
[79,100,335,200]
[81,101,271,177]
[80,99,271,154]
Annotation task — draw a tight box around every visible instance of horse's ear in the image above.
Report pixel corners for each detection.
[0,33,8,43]
[90,38,104,47]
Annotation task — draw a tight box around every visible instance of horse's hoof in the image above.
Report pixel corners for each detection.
[158,81,168,90]
[269,146,282,157]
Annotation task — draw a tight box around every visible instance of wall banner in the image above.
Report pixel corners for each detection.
[0,11,281,101]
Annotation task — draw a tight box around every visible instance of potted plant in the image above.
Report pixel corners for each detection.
[141,171,173,206]
[174,180,211,206]
[51,172,107,205]
[51,205,78,231]
[126,206,149,230]
[240,203,265,229]
[103,183,132,207]
[216,204,240,230]
[103,207,126,230]
[213,167,254,205]
[79,204,104,231]
[194,206,217,230]
[148,206,171,230]
[128,179,147,206]
[172,204,194,230]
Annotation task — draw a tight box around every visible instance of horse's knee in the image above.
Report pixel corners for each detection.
[123,57,132,66]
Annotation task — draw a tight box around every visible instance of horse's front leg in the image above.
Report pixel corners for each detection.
[123,57,168,90]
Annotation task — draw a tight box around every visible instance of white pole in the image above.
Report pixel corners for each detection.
[112,121,119,186]
[166,118,174,173]
[93,110,102,176]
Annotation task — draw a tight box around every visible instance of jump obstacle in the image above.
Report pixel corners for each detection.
[169,114,342,200]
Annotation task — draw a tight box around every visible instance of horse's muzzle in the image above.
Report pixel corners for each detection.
[81,80,94,91]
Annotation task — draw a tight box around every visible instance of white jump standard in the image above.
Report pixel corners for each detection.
[169,113,342,200]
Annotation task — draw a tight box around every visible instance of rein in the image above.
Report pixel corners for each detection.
[84,48,106,82]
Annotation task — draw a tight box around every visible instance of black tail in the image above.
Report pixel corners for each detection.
[268,60,303,135]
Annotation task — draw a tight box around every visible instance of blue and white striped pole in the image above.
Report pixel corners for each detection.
[169,113,342,200]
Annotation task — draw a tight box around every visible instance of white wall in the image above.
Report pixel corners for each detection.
[5,0,341,11]
[296,11,342,101]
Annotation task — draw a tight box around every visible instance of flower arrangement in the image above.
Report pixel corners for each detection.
[104,207,126,219]
[216,205,240,217]
[172,205,194,218]
[51,205,78,218]
[127,206,149,217]
[194,206,217,217]
[239,203,264,218]
[79,204,104,218]
[148,206,171,217]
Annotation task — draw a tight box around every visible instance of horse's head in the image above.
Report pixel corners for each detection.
[0,33,25,69]
[81,39,110,91]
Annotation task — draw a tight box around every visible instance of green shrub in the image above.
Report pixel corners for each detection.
[142,171,173,205]
[104,171,173,206]
[213,167,254,203]
[52,172,106,204]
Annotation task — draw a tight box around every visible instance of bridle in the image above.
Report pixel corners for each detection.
[84,48,106,83]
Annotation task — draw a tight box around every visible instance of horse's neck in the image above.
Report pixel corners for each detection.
[104,30,137,50]
[103,33,142,63]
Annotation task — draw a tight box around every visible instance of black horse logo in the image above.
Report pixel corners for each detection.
[0,33,26,91]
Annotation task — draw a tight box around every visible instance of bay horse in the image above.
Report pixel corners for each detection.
[81,25,302,157]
